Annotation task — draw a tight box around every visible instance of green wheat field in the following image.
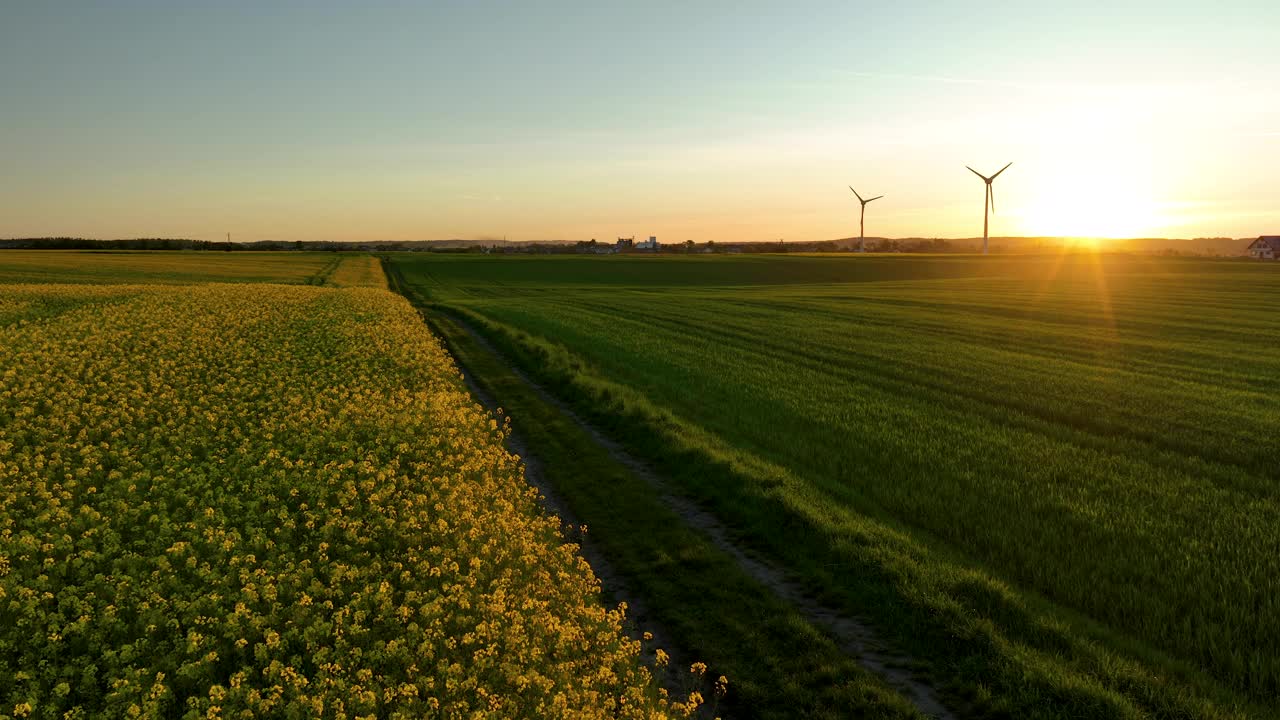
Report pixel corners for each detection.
[388,252,1280,718]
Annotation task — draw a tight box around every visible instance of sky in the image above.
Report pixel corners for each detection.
[2,1,1278,243]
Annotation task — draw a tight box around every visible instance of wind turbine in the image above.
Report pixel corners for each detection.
[848,187,883,253]
[965,162,1012,254]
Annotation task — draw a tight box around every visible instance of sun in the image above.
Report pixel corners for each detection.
[1019,171,1166,239]
[1009,99,1176,241]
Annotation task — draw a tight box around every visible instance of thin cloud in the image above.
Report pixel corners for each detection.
[841,70,1040,91]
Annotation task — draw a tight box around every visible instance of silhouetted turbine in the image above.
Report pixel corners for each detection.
[849,186,884,253]
[965,163,1011,254]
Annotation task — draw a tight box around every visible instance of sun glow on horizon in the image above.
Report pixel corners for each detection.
[1016,166,1171,239]
[1011,105,1175,240]
[1018,189,1166,240]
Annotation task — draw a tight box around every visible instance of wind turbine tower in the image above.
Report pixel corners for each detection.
[965,162,1012,254]
[848,186,883,253]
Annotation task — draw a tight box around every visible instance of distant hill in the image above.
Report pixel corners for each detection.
[831,236,1254,256]
[1101,237,1252,256]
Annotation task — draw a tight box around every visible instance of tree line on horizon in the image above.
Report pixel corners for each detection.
[0,236,1253,256]
[0,237,999,254]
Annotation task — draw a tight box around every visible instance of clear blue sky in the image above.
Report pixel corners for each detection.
[3,1,1277,241]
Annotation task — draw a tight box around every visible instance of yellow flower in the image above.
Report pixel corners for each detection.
[0,277,674,719]
[715,675,729,697]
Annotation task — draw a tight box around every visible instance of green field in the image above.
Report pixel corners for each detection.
[388,252,1280,718]
[0,250,350,285]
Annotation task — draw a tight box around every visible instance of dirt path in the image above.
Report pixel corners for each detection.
[449,358,697,699]
[441,309,958,720]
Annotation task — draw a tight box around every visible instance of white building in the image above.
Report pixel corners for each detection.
[635,236,659,251]
[1248,236,1280,259]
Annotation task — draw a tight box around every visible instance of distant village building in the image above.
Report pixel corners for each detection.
[1248,236,1280,259]
[635,236,659,251]
[616,236,635,250]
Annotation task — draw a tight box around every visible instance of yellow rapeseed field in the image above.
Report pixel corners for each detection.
[0,280,679,719]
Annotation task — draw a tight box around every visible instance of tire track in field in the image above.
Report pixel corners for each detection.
[306,255,343,286]
[439,308,957,720]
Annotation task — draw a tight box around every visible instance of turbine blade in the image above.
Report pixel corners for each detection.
[988,184,996,215]
[966,166,988,181]
[849,186,863,202]
[991,161,1013,180]
[867,195,884,202]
